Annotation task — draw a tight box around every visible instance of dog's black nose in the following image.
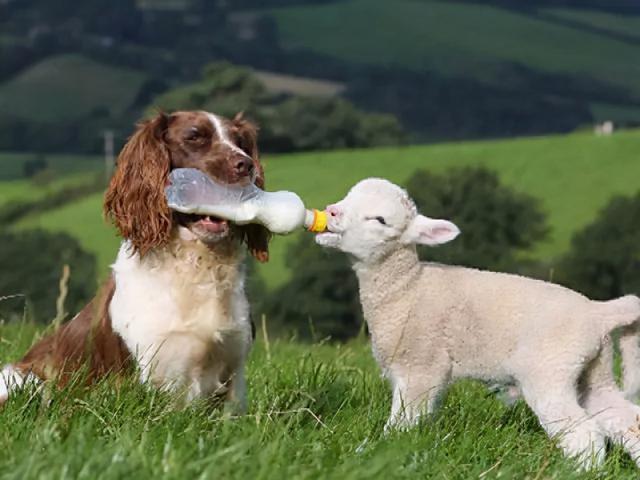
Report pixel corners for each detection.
[234,156,254,177]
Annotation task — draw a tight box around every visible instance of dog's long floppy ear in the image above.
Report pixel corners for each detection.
[232,112,271,262]
[104,113,172,257]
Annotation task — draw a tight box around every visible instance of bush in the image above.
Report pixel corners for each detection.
[265,96,404,151]
[23,155,48,178]
[152,62,405,153]
[406,167,549,272]
[557,193,640,300]
[0,230,97,322]
[263,235,362,341]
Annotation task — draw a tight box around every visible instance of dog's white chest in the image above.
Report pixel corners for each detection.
[109,242,250,390]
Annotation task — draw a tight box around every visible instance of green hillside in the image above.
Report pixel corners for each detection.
[9,129,640,287]
[543,7,640,40]
[0,152,102,182]
[270,0,640,122]
[0,54,148,123]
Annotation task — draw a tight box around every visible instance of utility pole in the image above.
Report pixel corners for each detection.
[104,130,115,183]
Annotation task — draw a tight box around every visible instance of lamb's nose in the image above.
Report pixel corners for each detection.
[326,205,341,218]
[234,156,254,177]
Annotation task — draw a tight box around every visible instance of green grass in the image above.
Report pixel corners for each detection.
[0,152,103,182]
[0,324,637,478]
[543,7,640,41]
[13,192,121,280]
[0,54,148,123]
[0,172,102,207]
[8,129,640,287]
[270,0,640,109]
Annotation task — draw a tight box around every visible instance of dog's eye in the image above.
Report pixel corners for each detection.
[184,128,201,141]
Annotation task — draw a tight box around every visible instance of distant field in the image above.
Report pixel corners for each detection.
[0,152,102,182]
[0,54,148,123]
[270,0,640,91]
[13,192,120,280]
[7,130,640,287]
[269,0,640,122]
[0,152,103,209]
[0,172,99,208]
[543,7,640,41]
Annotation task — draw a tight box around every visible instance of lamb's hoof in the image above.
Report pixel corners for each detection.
[559,428,606,471]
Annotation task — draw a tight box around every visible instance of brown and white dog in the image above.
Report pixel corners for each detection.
[0,111,270,410]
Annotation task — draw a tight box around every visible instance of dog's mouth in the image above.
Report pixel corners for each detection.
[195,215,229,233]
[177,212,230,235]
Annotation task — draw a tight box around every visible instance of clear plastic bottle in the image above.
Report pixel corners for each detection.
[165,168,327,235]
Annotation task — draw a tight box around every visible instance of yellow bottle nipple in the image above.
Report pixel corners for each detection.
[307,209,328,233]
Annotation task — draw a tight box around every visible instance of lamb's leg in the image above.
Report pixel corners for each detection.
[520,376,605,469]
[581,336,640,465]
[620,324,640,400]
[385,360,451,432]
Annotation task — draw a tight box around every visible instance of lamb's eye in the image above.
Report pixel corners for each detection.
[366,216,387,225]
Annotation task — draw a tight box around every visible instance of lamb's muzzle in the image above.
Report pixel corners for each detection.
[316,177,640,470]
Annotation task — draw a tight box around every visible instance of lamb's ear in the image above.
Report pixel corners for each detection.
[402,215,460,246]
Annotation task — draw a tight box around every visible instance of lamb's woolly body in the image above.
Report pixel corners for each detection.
[358,249,638,386]
[321,177,640,469]
[110,227,251,405]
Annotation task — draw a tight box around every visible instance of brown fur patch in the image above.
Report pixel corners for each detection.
[15,277,131,387]
[104,114,173,257]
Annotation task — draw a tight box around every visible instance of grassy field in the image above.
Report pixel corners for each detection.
[0,54,148,123]
[270,0,640,91]
[2,130,640,477]
[0,172,102,207]
[0,152,103,182]
[0,323,637,479]
[543,7,640,41]
[8,129,640,287]
[269,0,640,122]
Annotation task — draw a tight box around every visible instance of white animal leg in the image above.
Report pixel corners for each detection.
[520,376,605,469]
[581,337,640,466]
[619,324,640,401]
[385,360,451,432]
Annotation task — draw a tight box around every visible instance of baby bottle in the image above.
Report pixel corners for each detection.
[165,168,327,235]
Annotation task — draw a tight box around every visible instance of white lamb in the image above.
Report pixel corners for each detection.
[316,178,640,469]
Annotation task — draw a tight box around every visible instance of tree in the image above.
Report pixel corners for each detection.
[557,193,640,300]
[406,167,549,272]
[151,62,405,153]
[23,155,47,178]
[0,230,97,322]
[267,96,404,151]
[263,234,362,341]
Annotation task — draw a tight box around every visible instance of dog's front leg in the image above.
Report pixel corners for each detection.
[223,365,248,415]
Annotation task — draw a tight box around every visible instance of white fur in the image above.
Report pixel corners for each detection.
[206,112,251,159]
[0,365,39,404]
[317,178,640,469]
[110,228,252,408]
